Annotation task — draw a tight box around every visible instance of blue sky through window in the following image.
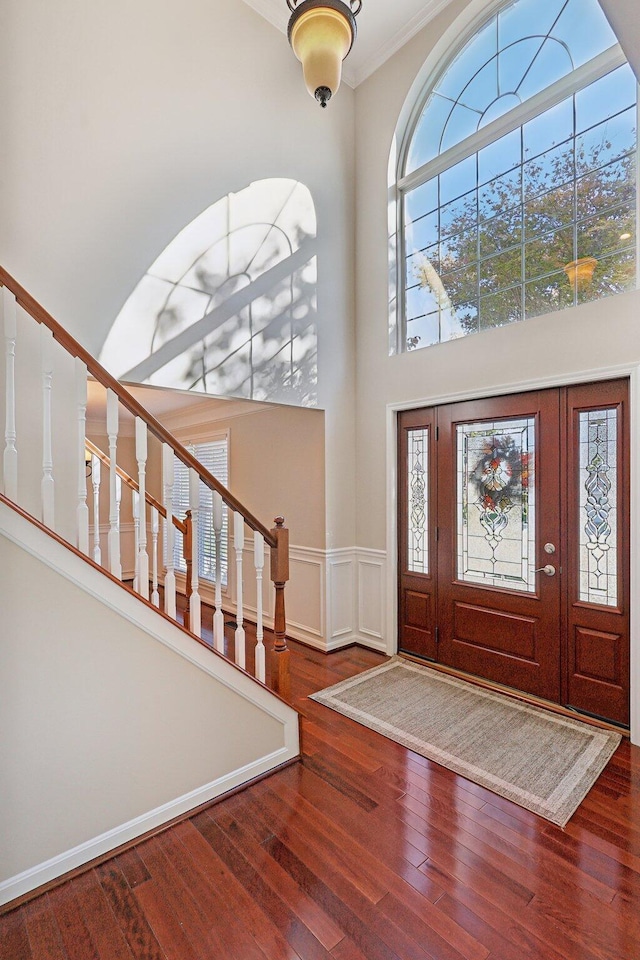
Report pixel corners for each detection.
[406,0,619,175]
[399,0,637,356]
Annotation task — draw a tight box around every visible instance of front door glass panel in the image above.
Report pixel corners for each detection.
[579,407,618,606]
[457,417,536,591]
[407,427,429,573]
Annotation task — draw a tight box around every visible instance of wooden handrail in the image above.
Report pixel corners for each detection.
[2,265,291,698]
[0,266,276,547]
[85,439,187,535]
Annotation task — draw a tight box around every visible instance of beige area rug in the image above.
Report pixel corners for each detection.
[310,657,622,826]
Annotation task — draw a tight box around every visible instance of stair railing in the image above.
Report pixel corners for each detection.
[0,267,291,697]
[84,438,191,610]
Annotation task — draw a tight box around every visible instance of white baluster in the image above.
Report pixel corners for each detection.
[135,417,149,600]
[234,511,246,670]
[254,531,266,683]
[75,359,89,554]
[116,473,122,541]
[162,443,176,619]
[106,389,121,579]
[212,491,225,653]
[2,289,18,501]
[132,488,140,593]
[41,325,55,527]
[189,467,201,637]
[151,507,160,607]
[91,454,101,564]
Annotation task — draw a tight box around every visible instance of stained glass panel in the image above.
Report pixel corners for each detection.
[457,418,536,591]
[407,428,429,573]
[579,408,618,605]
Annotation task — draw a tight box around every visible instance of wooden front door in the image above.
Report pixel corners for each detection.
[397,379,629,726]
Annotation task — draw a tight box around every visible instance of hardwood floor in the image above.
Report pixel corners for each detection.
[2,640,639,960]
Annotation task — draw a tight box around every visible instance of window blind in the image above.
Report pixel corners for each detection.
[171,439,228,586]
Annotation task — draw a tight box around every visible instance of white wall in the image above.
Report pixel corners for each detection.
[0,0,357,553]
[353,0,640,739]
[0,503,298,903]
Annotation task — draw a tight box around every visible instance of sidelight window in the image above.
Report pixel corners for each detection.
[578,407,618,606]
[407,427,430,573]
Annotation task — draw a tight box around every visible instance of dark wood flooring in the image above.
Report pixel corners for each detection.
[2,640,639,960]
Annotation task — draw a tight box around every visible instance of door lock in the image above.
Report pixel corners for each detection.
[534,564,556,576]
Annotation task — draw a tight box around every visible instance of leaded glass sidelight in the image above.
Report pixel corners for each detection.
[579,408,618,606]
[457,417,536,591]
[407,427,429,573]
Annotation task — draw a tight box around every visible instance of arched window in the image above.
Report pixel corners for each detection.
[395,0,638,352]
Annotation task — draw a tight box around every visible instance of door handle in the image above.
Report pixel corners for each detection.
[534,564,556,576]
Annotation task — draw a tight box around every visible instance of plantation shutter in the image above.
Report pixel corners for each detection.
[172,439,228,585]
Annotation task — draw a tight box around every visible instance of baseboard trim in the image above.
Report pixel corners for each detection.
[0,747,294,910]
[323,633,389,654]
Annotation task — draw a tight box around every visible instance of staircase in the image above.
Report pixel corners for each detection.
[0,267,300,907]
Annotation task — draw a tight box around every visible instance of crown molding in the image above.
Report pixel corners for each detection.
[350,0,455,87]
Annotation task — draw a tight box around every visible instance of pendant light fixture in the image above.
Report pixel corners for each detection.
[287,0,362,108]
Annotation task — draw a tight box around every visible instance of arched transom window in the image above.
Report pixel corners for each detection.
[396,0,638,352]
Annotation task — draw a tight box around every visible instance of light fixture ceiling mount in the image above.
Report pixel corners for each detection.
[287,0,362,108]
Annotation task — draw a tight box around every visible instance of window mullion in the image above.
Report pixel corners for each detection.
[520,123,525,323]
[395,182,406,354]
[636,90,640,292]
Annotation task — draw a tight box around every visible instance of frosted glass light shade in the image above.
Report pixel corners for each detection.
[288,1,358,108]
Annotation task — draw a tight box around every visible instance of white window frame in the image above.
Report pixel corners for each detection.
[393,22,636,355]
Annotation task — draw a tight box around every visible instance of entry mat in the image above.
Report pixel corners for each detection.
[310,657,622,826]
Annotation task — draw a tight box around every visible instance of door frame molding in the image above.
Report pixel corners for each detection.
[385,361,640,745]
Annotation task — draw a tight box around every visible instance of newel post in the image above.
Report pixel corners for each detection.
[270,516,290,699]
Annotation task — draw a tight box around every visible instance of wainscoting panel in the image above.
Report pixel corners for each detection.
[326,549,356,650]
[357,549,387,652]
[241,543,326,648]
[166,542,389,654]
